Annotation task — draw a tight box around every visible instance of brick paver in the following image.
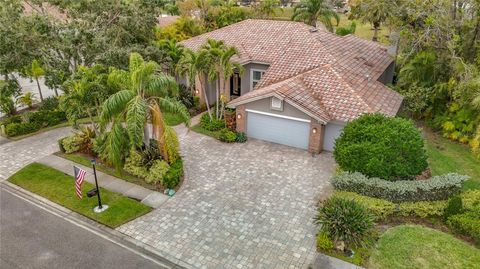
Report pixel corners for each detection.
[118,125,334,269]
[0,127,72,181]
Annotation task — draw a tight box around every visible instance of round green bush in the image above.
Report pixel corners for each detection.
[333,113,428,181]
[199,113,225,131]
[235,132,247,143]
[219,128,237,143]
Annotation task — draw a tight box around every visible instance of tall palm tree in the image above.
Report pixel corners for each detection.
[26,60,46,101]
[177,48,215,120]
[350,0,396,42]
[201,39,227,118]
[219,46,244,119]
[101,53,190,163]
[292,0,339,32]
[157,39,185,80]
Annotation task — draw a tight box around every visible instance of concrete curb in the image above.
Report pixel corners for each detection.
[1,181,191,269]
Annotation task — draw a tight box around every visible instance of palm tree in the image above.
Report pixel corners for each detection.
[257,0,281,19]
[101,53,190,164]
[350,0,396,42]
[177,48,215,121]
[26,60,46,101]
[157,39,185,80]
[16,92,36,109]
[292,0,339,32]
[219,46,244,120]
[201,39,227,119]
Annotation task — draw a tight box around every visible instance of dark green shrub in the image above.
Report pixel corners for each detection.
[315,197,375,249]
[39,97,59,111]
[5,122,40,137]
[145,160,170,184]
[316,232,334,251]
[0,115,22,126]
[334,113,428,181]
[28,110,66,127]
[331,172,467,202]
[178,84,195,109]
[219,128,237,143]
[236,132,247,143]
[335,21,356,36]
[200,113,225,131]
[58,137,67,153]
[163,158,183,189]
[140,140,162,168]
[444,195,464,220]
[447,210,480,243]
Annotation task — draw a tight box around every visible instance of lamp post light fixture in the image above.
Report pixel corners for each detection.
[312,127,317,134]
[91,158,108,213]
[237,114,242,119]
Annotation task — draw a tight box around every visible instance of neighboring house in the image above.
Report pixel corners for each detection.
[157,15,180,28]
[181,19,403,153]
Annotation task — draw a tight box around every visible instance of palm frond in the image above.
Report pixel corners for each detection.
[100,90,135,125]
[126,96,148,148]
[107,69,131,91]
[157,97,191,127]
[129,53,145,73]
[146,74,178,97]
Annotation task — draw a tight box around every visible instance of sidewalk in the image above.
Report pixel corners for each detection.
[38,155,168,208]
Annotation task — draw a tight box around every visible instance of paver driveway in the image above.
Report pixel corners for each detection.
[118,125,335,269]
[0,127,72,181]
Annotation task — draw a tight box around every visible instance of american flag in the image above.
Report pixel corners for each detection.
[74,166,87,199]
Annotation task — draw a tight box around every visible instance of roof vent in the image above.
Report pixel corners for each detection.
[309,28,318,33]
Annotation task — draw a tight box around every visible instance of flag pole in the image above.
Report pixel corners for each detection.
[91,158,108,213]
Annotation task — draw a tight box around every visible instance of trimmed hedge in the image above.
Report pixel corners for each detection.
[447,210,480,243]
[331,172,468,202]
[5,122,41,137]
[3,110,66,137]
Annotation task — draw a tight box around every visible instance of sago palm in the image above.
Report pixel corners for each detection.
[101,53,190,164]
[292,0,339,32]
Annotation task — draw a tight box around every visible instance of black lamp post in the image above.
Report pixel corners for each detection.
[91,158,107,212]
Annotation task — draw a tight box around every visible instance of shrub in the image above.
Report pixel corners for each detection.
[334,113,428,181]
[398,200,447,218]
[331,172,468,202]
[163,158,183,189]
[444,195,464,220]
[200,113,225,131]
[124,150,149,179]
[5,122,40,137]
[461,189,480,211]
[140,140,162,168]
[58,137,67,153]
[0,115,22,126]
[219,128,237,143]
[235,132,247,143]
[315,197,375,248]
[447,210,480,243]
[61,135,81,154]
[316,232,334,251]
[145,160,170,184]
[39,97,59,111]
[164,126,180,163]
[28,110,66,127]
[333,191,396,219]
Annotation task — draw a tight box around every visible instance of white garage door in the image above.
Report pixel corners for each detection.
[246,111,310,149]
[323,123,345,152]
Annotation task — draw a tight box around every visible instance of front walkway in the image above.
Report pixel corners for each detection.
[117,123,335,268]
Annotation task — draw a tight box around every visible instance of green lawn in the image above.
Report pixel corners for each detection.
[8,163,151,228]
[191,123,222,140]
[336,14,390,44]
[55,152,156,191]
[369,225,480,269]
[164,112,185,126]
[426,131,480,190]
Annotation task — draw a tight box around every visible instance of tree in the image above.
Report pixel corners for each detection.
[157,39,185,79]
[292,0,339,32]
[349,0,397,41]
[0,79,20,115]
[101,53,190,164]
[25,60,46,101]
[256,0,280,18]
[177,48,215,120]
[219,45,244,119]
[16,92,37,109]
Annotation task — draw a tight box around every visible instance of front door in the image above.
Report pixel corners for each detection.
[230,72,241,97]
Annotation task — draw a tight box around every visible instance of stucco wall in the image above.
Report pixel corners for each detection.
[244,97,311,120]
[377,62,395,85]
[241,63,270,95]
[323,122,345,152]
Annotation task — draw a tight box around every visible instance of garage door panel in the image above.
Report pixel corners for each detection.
[247,112,309,149]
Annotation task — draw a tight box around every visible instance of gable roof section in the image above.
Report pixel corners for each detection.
[181,19,403,122]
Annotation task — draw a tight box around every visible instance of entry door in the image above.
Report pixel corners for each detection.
[230,72,241,97]
[246,111,310,149]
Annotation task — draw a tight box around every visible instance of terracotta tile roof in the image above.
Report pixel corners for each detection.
[181,19,403,122]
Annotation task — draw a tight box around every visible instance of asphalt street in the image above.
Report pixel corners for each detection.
[0,188,164,269]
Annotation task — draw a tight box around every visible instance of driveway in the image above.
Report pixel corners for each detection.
[118,125,335,269]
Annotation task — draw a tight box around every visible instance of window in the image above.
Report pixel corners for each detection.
[251,69,265,90]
